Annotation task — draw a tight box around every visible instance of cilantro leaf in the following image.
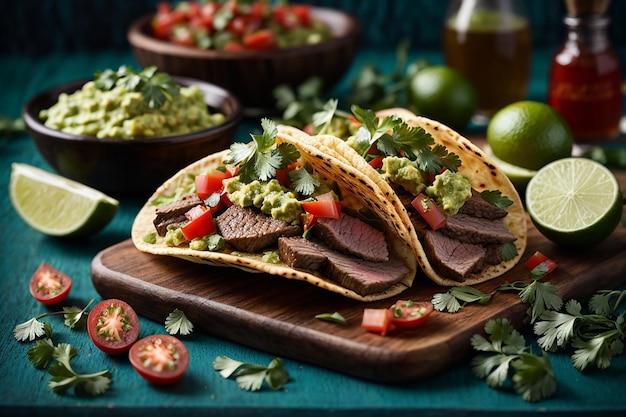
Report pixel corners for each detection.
[289,166,320,196]
[480,190,514,210]
[315,312,347,325]
[471,319,556,402]
[14,318,47,342]
[213,355,290,391]
[432,286,492,313]
[534,300,580,352]
[47,343,112,396]
[27,338,55,369]
[224,118,300,183]
[165,309,194,336]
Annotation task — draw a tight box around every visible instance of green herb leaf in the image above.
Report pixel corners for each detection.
[165,309,194,336]
[47,343,112,396]
[480,190,513,210]
[431,286,492,313]
[14,318,47,342]
[213,355,290,391]
[471,319,555,402]
[289,166,321,196]
[315,312,347,325]
[431,292,462,313]
[27,338,55,369]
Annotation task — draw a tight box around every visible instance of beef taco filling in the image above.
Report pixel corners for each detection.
[134,118,417,300]
[279,106,526,285]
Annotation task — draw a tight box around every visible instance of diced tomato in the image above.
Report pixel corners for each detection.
[243,29,277,49]
[275,161,299,188]
[223,40,246,51]
[388,300,433,329]
[525,251,558,274]
[368,154,385,169]
[29,263,72,306]
[301,199,341,219]
[181,206,215,240]
[361,308,391,336]
[129,335,189,385]
[303,123,314,135]
[196,170,229,200]
[171,25,195,46]
[87,299,140,355]
[289,5,312,26]
[300,212,317,232]
[411,193,446,230]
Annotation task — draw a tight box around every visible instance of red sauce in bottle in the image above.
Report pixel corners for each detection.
[548,15,622,143]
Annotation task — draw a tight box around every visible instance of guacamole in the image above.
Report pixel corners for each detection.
[39,81,225,139]
[426,170,471,215]
[224,177,303,224]
[380,156,428,196]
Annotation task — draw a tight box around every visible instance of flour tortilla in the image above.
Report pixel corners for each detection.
[131,131,418,301]
[279,108,527,286]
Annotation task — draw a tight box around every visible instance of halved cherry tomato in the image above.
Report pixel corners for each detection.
[525,251,558,274]
[29,263,72,306]
[388,300,433,329]
[129,334,189,385]
[87,299,140,355]
[411,193,446,230]
[361,308,392,336]
[182,205,215,240]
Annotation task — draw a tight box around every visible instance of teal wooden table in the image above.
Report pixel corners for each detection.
[1,49,625,417]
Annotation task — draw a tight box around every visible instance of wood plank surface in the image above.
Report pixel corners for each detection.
[91,200,626,383]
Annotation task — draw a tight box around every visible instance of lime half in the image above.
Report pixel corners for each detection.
[525,158,623,248]
[10,163,119,237]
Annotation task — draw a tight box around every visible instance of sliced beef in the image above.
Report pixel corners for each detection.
[458,190,508,219]
[153,194,204,236]
[312,213,389,262]
[216,205,301,252]
[441,213,517,245]
[484,244,505,265]
[423,230,485,282]
[278,237,328,271]
[277,236,409,296]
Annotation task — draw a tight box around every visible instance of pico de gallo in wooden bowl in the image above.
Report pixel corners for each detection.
[151,0,333,51]
[127,1,361,113]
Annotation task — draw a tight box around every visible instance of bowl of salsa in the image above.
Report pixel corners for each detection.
[127,1,361,115]
[23,66,242,196]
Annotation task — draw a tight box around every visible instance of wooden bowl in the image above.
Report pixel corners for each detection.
[23,76,242,197]
[127,7,361,115]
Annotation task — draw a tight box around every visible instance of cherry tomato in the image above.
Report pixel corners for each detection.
[129,335,189,385]
[388,300,433,329]
[525,251,558,274]
[87,299,140,355]
[411,193,446,230]
[361,308,391,336]
[29,263,72,306]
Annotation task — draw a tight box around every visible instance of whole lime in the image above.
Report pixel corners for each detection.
[487,101,573,171]
[407,65,477,131]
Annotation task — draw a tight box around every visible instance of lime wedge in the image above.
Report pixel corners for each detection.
[525,158,623,248]
[10,163,119,237]
[484,145,537,192]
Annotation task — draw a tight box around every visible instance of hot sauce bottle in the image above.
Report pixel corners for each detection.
[548,2,622,143]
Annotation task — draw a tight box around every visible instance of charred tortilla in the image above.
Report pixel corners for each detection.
[131,131,418,301]
[278,109,527,287]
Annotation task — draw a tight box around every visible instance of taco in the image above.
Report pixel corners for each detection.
[278,107,527,287]
[131,119,418,301]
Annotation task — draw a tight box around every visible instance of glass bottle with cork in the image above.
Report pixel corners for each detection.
[547,0,622,143]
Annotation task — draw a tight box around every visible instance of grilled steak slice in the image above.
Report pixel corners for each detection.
[441,213,517,245]
[484,244,505,265]
[423,230,485,281]
[312,213,389,262]
[278,237,409,296]
[278,237,328,271]
[458,190,508,219]
[216,205,301,252]
[153,194,204,236]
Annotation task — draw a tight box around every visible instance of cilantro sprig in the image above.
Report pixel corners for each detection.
[13,299,94,342]
[471,318,556,402]
[534,289,626,371]
[432,263,562,324]
[94,65,180,109]
[213,356,290,391]
[45,343,112,396]
[224,118,300,183]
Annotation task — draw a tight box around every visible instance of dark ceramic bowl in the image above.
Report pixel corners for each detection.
[23,76,242,197]
[127,7,361,115]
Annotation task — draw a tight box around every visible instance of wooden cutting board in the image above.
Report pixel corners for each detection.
[91,204,626,383]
